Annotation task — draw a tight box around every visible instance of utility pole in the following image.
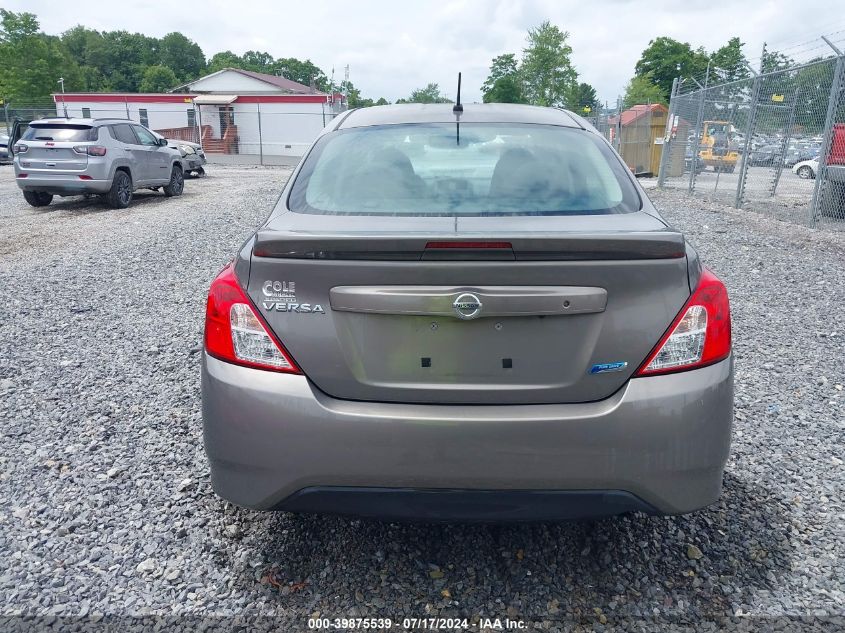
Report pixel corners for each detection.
[57,77,68,118]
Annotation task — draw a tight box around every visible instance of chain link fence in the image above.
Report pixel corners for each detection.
[658,50,845,231]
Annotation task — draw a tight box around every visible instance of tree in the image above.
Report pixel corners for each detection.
[481,53,525,103]
[207,50,243,73]
[761,48,794,74]
[520,21,577,107]
[634,37,709,101]
[98,30,159,91]
[0,10,82,103]
[564,82,599,115]
[159,32,205,83]
[622,73,665,108]
[374,97,389,106]
[139,64,178,92]
[397,83,452,104]
[272,58,328,91]
[61,26,110,91]
[240,50,275,72]
[710,37,750,83]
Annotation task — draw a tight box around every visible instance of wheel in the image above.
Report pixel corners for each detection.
[22,191,53,207]
[726,165,735,173]
[195,167,206,178]
[107,170,133,208]
[797,166,815,179]
[163,166,184,197]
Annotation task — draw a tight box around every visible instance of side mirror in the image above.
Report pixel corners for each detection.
[158,137,169,146]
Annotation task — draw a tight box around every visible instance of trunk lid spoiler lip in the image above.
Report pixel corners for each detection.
[252,230,686,261]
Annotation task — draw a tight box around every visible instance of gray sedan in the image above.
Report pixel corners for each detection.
[201,104,734,521]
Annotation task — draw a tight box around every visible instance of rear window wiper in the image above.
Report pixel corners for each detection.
[34,136,54,141]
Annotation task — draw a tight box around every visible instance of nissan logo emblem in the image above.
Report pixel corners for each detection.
[452,293,483,320]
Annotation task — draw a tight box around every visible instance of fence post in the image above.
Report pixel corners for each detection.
[3,101,9,136]
[688,65,710,193]
[770,87,800,196]
[810,46,845,226]
[657,77,679,187]
[735,70,762,208]
[257,101,264,166]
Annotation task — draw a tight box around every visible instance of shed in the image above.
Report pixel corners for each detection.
[609,104,668,176]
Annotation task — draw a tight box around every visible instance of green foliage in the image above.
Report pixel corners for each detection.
[481,54,525,103]
[520,21,577,107]
[564,82,599,114]
[622,73,665,108]
[1,9,393,106]
[710,37,750,82]
[207,50,243,74]
[159,32,205,83]
[634,36,709,100]
[0,10,81,103]
[761,49,794,74]
[397,83,452,104]
[139,65,178,92]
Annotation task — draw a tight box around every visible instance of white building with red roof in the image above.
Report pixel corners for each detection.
[53,68,347,163]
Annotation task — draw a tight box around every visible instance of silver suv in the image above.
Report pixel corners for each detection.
[12,118,184,208]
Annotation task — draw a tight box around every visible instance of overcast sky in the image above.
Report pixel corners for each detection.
[8,0,845,103]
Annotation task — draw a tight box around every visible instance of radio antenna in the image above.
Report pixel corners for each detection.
[453,73,463,113]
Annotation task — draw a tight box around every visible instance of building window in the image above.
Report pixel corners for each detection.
[81,107,91,118]
[187,108,196,128]
[139,108,149,128]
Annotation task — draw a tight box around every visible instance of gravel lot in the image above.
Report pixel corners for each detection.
[0,164,843,632]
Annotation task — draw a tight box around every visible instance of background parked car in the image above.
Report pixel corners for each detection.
[167,139,207,178]
[746,144,782,166]
[12,118,185,208]
[0,134,9,164]
[793,158,819,179]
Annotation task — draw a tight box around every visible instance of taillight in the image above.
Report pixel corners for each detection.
[635,268,731,376]
[13,143,27,153]
[204,264,300,373]
[74,145,106,156]
[17,173,27,178]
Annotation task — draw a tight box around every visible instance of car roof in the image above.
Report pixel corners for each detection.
[335,104,584,130]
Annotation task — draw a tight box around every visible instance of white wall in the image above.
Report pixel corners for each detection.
[55,101,195,131]
[56,97,341,158]
[232,102,330,156]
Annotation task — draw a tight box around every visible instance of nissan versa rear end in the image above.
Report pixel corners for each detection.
[202,104,733,521]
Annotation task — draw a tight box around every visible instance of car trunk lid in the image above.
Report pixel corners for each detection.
[247,211,690,404]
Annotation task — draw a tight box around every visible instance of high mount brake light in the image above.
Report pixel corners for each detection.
[425,241,513,249]
[636,268,731,376]
[204,264,300,373]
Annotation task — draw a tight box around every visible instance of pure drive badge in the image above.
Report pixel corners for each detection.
[261,280,325,314]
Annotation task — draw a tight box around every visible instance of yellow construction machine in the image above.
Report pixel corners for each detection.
[698,121,739,173]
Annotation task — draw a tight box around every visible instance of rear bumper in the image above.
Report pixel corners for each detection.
[202,354,733,519]
[15,172,111,194]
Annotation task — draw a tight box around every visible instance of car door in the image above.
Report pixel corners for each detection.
[111,123,151,183]
[132,125,170,184]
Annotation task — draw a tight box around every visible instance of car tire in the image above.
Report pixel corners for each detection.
[22,191,53,207]
[107,170,133,209]
[163,165,184,197]
[797,166,814,179]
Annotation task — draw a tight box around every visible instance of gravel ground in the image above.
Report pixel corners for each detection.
[0,164,843,632]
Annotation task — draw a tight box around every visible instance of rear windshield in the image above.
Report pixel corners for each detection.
[288,123,640,216]
[22,125,96,142]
